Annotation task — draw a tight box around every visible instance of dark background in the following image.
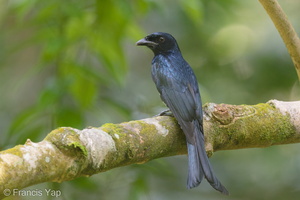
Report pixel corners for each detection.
[1,0,300,199]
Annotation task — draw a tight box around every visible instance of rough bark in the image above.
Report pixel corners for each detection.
[0,100,299,199]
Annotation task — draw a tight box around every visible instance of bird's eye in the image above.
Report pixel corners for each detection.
[159,37,165,43]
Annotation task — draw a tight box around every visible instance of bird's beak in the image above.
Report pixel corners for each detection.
[136,38,158,47]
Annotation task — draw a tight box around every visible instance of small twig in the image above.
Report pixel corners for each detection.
[259,0,300,80]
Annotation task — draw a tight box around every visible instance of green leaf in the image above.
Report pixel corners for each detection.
[128,173,149,200]
[38,78,64,109]
[8,106,39,136]
[179,0,204,25]
[69,71,98,108]
[55,107,83,128]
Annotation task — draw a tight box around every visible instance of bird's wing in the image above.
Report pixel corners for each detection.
[156,64,203,144]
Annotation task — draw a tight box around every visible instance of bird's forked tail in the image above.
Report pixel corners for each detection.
[186,123,229,195]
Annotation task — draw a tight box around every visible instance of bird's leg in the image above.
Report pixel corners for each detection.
[155,109,174,117]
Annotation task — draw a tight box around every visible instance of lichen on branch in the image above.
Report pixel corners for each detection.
[0,100,299,199]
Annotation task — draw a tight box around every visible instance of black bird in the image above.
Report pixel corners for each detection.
[136,32,228,195]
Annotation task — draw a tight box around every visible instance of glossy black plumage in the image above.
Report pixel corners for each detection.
[136,32,228,195]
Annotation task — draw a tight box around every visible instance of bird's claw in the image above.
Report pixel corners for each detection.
[155,109,174,117]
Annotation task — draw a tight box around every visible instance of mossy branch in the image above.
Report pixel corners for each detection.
[259,0,300,80]
[1,100,300,199]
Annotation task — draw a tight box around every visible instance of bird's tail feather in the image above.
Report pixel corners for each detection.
[187,123,229,195]
[187,143,204,189]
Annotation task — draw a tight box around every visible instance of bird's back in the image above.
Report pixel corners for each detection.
[151,52,203,144]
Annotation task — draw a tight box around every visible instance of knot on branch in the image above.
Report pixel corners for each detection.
[211,104,256,125]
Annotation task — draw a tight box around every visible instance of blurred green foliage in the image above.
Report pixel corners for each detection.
[1,0,150,146]
[0,0,300,200]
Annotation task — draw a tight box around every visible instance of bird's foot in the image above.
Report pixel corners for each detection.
[155,109,174,117]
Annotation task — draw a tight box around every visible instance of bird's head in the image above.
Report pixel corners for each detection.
[136,32,180,55]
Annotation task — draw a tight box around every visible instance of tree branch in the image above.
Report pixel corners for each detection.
[259,0,300,80]
[0,100,300,199]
